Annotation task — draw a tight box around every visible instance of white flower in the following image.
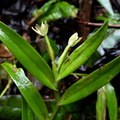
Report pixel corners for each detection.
[68,32,82,47]
[32,21,48,36]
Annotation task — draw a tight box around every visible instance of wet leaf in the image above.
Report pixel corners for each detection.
[33,1,78,23]
[0,21,56,90]
[1,63,48,120]
[58,56,120,105]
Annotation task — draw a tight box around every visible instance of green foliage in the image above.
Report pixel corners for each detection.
[0,21,56,90]
[96,83,118,120]
[0,19,119,120]
[96,87,106,120]
[58,56,120,105]
[57,21,108,80]
[32,0,78,23]
[105,83,118,120]
[1,63,48,120]
[21,96,35,120]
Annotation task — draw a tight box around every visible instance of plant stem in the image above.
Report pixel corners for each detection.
[52,61,58,80]
[44,34,61,120]
[49,91,60,120]
[49,104,60,120]
[0,78,12,99]
[44,35,55,61]
[54,91,60,102]
[57,45,70,70]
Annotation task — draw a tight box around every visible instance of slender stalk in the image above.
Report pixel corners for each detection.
[44,31,61,120]
[49,104,60,120]
[44,35,55,61]
[52,62,57,80]
[57,45,70,70]
[49,91,61,120]
[54,91,60,103]
[0,78,12,99]
[44,35,58,80]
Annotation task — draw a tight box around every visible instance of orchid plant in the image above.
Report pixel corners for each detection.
[0,20,119,120]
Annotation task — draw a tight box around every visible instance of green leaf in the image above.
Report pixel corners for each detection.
[21,96,35,120]
[57,21,108,80]
[0,21,56,90]
[21,96,28,120]
[97,0,114,16]
[96,87,106,120]
[105,83,118,120]
[1,63,48,120]
[58,56,120,105]
[34,1,78,23]
[33,0,57,16]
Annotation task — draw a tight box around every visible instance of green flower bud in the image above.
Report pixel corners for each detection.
[68,32,82,47]
[32,21,48,36]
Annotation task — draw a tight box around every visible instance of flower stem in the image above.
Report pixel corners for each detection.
[57,45,70,70]
[44,35,55,61]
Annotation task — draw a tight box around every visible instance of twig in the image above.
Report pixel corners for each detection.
[76,21,120,28]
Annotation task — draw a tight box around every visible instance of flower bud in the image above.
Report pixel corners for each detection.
[32,21,48,36]
[68,32,82,47]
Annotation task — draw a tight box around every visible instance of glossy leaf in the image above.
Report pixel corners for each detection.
[57,21,108,80]
[33,1,78,23]
[1,63,48,120]
[0,21,56,90]
[96,87,106,120]
[105,83,118,120]
[58,56,120,105]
